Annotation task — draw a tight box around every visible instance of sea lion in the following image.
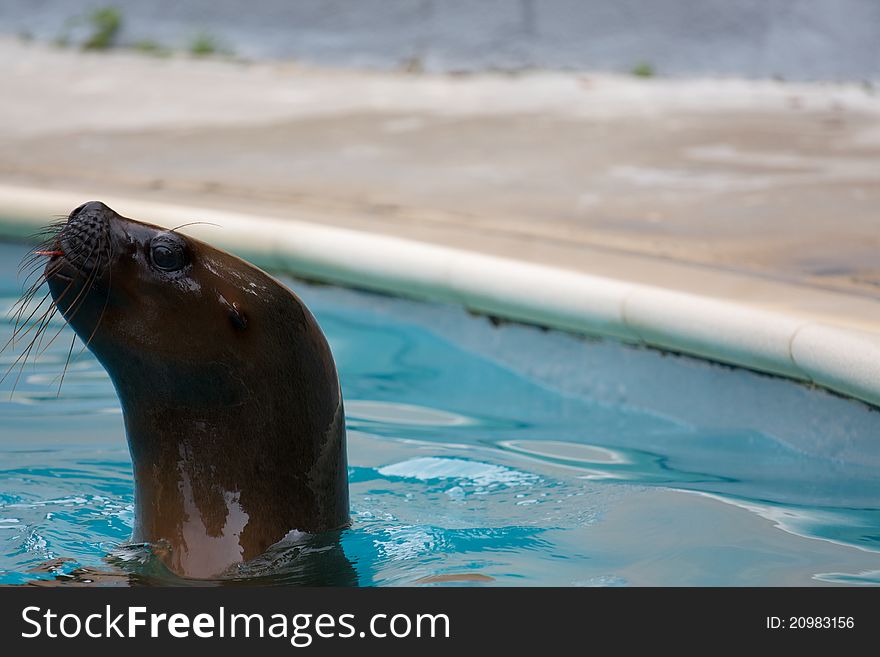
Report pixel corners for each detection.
[33,201,350,579]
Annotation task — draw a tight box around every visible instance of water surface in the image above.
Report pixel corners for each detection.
[1,241,878,586]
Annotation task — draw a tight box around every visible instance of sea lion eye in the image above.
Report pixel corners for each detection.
[149,239,187,272]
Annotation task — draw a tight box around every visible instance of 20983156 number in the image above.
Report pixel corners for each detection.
[788,616,854,629]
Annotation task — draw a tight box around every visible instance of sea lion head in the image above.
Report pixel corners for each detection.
[46,201,274,405]
[38,201,350,579]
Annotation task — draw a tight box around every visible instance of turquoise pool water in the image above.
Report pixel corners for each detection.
[1,240,879,586]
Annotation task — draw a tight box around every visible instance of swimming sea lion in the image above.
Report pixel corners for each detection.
[35,201,349,579]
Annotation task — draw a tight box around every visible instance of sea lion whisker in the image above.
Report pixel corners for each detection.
[16,239,61,284]
[45,234,101,307]
[49,250,108,360]
[3,290,52,352]
[4,218,98,395]
[7,257,77,347]
[16,264,48,293]
[17,267,50,297]
[8,281,45,332]
[80,240,113,352]
[9,261,80,345]
[32,304,62,359]
[6,265,92,395]
[17,227,64,272]
[1,300,61,396]
[169,221,222,233]
[36,304,69,356]
[5,269,71,347]
[55,332,78,397]
[2,267,78,380]
[11,260,53,307]
[37,246,103,358]
[13,246,78,328]
[7,284,66,353]
[49,240,112,389]
[11,261,59,312]
[18,253,46,277]
[10,264,66,330]
[23,224,63,244]
[30,228,63,248]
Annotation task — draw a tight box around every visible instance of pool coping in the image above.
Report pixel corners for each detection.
[2,183,879,409]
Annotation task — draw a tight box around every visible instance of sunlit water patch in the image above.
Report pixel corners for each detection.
[1,241,879,586]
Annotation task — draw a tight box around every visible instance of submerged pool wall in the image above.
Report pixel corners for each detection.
[2,183,880,410]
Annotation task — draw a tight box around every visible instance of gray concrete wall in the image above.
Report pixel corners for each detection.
[2,0,879,79]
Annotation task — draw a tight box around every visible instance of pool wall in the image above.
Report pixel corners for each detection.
[2,183,879,409]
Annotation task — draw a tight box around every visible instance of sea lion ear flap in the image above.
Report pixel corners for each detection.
[228,301,249,331]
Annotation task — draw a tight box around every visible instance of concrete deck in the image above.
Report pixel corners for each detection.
[2,39,880,402]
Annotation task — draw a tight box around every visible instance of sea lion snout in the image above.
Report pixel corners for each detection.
[57,201,113,273]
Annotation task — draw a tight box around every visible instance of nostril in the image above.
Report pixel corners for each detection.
[68,201,108,223]
[68,202,89,221]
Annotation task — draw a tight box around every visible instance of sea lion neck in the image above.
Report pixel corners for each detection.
[125,399,346,578]
[113,319,349,578]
